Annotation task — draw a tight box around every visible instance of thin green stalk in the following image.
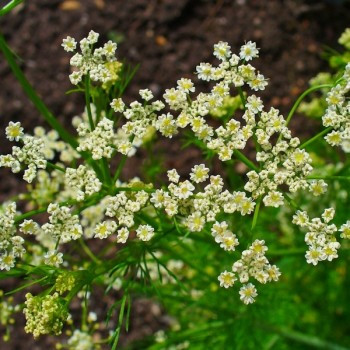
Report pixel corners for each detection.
[110,294,128,350]
[233,149,259,171]
[0,34,78,149]
[277,84,332,143]
[307,175,350,181]
[251,197,262,230]
[0,0,23,17]
[46,162,65,173]
[14,207,47,224]
[84,75,95,130]
[285,84,333,127]
[263,325,350,350]
[5,276,47,296]
[284,193,301,210]
[300,126,332,149]
[78,238,101,265]
[113,154,128,183]
[237,86,246,110]
[113,186,155,194]
[101,158,112,185]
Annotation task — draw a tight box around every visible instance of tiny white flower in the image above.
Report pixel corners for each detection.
[218,271,236,288]
[62,36,77,52]
[136,224,154,241]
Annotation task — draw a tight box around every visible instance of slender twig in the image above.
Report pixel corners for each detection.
[300,126,332,149]
[233,150,259,171]
[84,75,95,130]
[46,162,65,173]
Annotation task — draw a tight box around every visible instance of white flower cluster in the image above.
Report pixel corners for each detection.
[0,122,47,183]
[77,117,114,159]
[321,64,350,152]
[80,199,108,238]
[24,292,68,338]
[62,30,118,85]
[152,41,267,161]
[243,107,324,206]
[42,203,83,244]
[33,126,78,163]
[28,169,65,207]
[293,208,350,265]
[66,329,95,350]
[105,187,151,242]
[218,240,280,304]
[111,93,165,155]
[74,103,148,158]
[0,203,25,271]
[151,165,255,233]
[211,221,239,252]
[65,165,102,201]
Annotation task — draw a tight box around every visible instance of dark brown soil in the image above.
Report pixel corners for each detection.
[1,0,350,348]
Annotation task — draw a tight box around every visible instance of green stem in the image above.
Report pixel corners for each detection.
[237,86,246,110]
[113,154,128,183]
[251,197,262,230]
[112,186,155,194]
[300,126,332,149]
[101,158,112,185]
[284,194,301,210]
[78,238,101,265]
[0,0,23,17]
[111,293,128,350]
[0,34,78,149]
[14,207,47,224]
[84,75,95,130]
[276,84,333,143]
[285,84,333,127]
[233,150,259,171]
[263,325,350,350]
[307,175,350,181]
[46,162,65,173]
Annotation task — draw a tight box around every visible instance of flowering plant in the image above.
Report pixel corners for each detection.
[0,19,350,349]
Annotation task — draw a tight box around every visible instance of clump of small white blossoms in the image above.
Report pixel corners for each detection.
[76,117,114,159]
[211,221,239,251]
[42,203,83,244]
[33,126,78,163]
[111,92,165,155]
[105,182,151,239]
[94,220,117,239]
[65,165,102,201]
[321,63,350,152]
[136,224,155,241]
[293,208,349,265]
[218,239,280,304]
[243,106,321,206]
[159,41,267,161]
[151,164,255,233]
[55,273,76,295]
[0,122,47,183]
[65,329,95,350]
[23,292,68,338]
[0,202,25,271]
[28,169,65,207]
[62,30,118,85]
[80,198,109,238]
